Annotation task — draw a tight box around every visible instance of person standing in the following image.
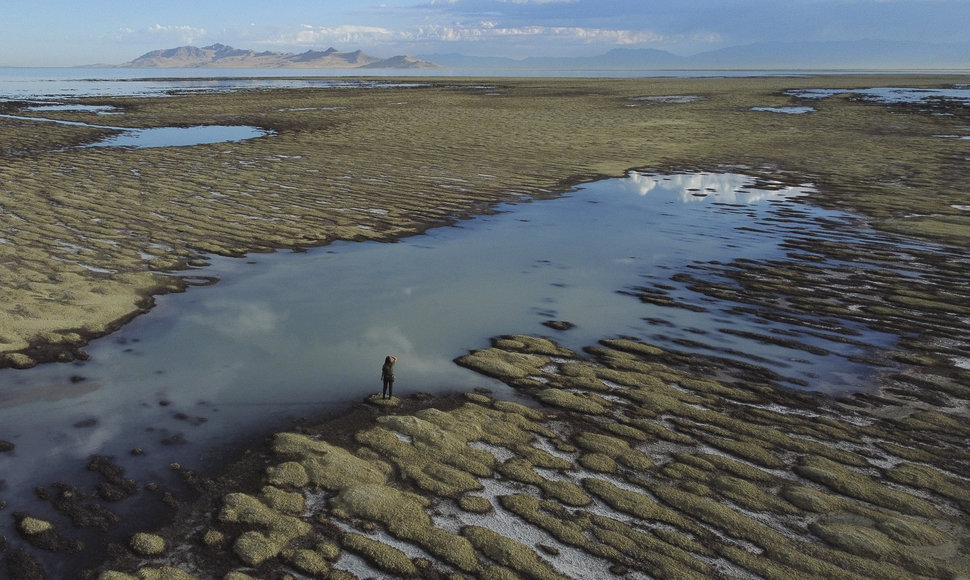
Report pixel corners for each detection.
[381,355,398,399]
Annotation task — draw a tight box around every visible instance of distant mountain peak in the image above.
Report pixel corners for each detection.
[120,44,440,69]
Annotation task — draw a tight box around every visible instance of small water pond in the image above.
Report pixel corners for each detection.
[786,85,970,105]
[0,170,914,556]
[0,112,270,148]
[86,124,271,148]
[24,102,122,114]
[751,106,815,114]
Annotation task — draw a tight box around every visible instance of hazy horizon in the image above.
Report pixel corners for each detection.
[3,1,970,68]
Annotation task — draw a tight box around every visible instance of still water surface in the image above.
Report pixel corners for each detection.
[0,111,271,148]
[0,171,906,563]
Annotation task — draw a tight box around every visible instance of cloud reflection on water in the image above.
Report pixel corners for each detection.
[184,299,287,344]
[622,171,808,204]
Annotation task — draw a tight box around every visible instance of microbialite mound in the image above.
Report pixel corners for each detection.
[89,334,969,579]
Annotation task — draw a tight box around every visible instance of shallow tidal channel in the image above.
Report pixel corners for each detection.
[0,171,907,562]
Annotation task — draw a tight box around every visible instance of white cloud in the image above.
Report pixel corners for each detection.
[402,23,664,45]
[266,24,395,46]
[146,24,208,45]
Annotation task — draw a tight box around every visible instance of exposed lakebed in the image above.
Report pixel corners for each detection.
[2,169,944,567]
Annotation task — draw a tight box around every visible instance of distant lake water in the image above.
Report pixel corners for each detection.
[3,66,951,100]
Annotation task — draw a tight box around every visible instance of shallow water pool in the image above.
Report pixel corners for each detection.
[86,124,271,148]
[0,112,270,148]
[0,171,908,563]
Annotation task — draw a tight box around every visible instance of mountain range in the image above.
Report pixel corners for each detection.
[118,40,969,71]
[120,44,440,69]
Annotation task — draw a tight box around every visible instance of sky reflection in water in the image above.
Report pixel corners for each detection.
[0,171,902,538]
[88,124,270,148]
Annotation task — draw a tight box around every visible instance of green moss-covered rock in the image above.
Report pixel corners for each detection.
[875,517,949,547]
[691,432,785,469]
[285,548,330,576]
[330,483,431,534]
[218,492,312,566]
[202,529,225,547]
[459,495,494,514]
[540,478,592,507]
[809,521,896,559]
[465,392,493,405]
[625,418,696,445]
[218,492,311,534]
[886,462,970,508]
[342,532,419,577]
[354,409,505,497]
[498,495,593,549]
[480,565,523,580]
[455,348,549,380]
[578,452,618,473]
[598,338,665,358]
[415,462,484,497]
[589,515,712,578]
[330,483,480,573]
[265,461,309,488]
[600,422,649,442]
[808,520,956,577]
[498,458,544,485]
[424,528,482,574]
[794,455,942,517]
[260,485,305,514]
[5,352,36,369]
[695,452,777,484]
[233,530,288,567]
[535,389,607,414]
[661,461,712,482]
[492,400,545,420]
[18,516,53,536]
[583,478,690,530]
[574,432,627,455]
[494,335,576,357]
[712,476,799,515]
[513,444,573,470]
[781,485,846,513]
[98,567,198,580]
[272,432,387,490]
[463,525,568,580]
[898,410,970,436]
[383,411,496,474]
[130,533,166,556]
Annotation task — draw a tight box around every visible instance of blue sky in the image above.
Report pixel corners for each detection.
[2,0,969,66]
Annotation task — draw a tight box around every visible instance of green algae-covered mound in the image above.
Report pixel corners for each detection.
[95,335,969,579]
[128,533,166,557]
[271,431,389,490]
[98,567,197,580]
[455,346,550,380]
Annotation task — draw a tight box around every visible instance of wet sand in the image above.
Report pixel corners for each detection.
[2,76,970,577]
